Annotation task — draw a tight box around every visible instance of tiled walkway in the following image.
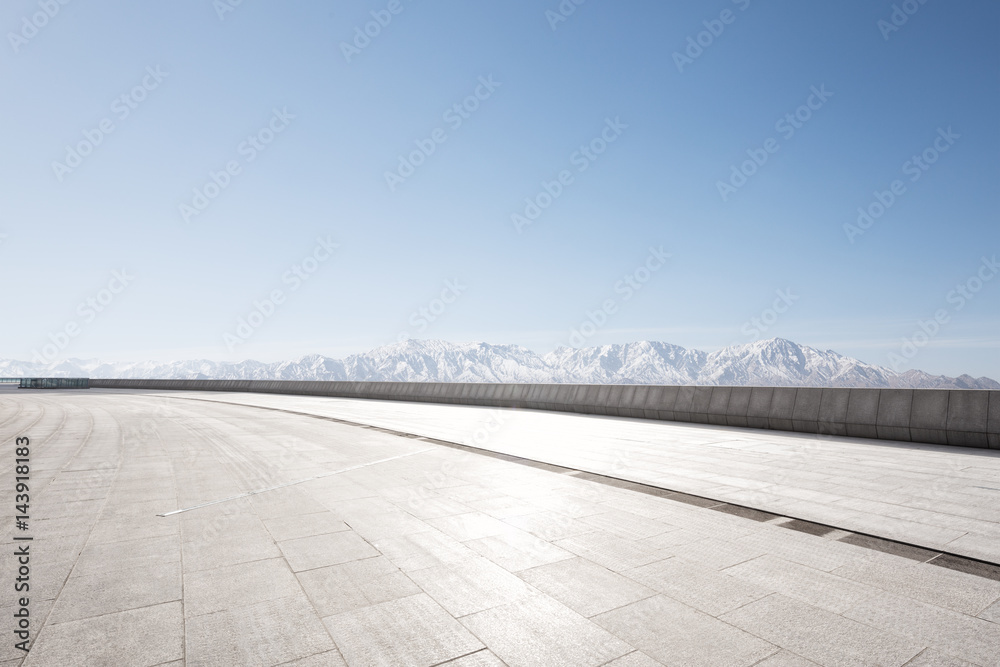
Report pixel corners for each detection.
[1,388,998,666]
[162,390,1000,563]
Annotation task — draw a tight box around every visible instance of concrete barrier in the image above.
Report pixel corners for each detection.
[88,379,999,449]
[846,388,881,440]
[707,387,731,427]
[726,387,752,428]
[791,388,822,433]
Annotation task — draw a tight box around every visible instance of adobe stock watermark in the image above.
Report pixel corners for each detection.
[8,0,72,55]
[843,126,958,244]
[740,289,799,338]
[878,0,930,41]
[223,236,338,351]
[511,117,628,233]
[888,254,997,370]
[340,0,415,63]
[213,0,247,21]
[545,0,589,31]
[30,270,135,364]
[396,279,468,342]
[568,246,670,347]
[673,0,752,73]
[717,84,833,202]
[51,66,168,183]
[179,107,294,223]
[385,76,501,192]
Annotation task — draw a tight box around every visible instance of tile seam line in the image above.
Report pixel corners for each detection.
[141,393,1000,570]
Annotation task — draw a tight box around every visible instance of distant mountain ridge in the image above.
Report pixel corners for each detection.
[1,338,996,389]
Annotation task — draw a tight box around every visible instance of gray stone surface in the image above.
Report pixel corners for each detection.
[947,390,990,448]
[726,387,752,428]
[724,554,877,614]
[708,387,732,426]
[626,556,770,616]
[6,386,1000,666]
[877,389,913,442]
[295,556,422,617]
[461,593,634,667]
[846,388,881,439]
[832,557,1000,616]
[593,595,777,667]
[691,386,715,420]
[844,592,1000,667]
[277,530,380,572]
[768,388,797,432]
[186,594,336,667]
[674,385,696,422]
[901,649,980,667]
[817,388,850,436]
[325,593,483,666]
[407,555,536,617]
[518,557,655,617]
[23,602,183,667]
[48,559,182,624]
[990,391,1000,449]
[746,387,774,429]
[651,385,679,421]
[183,557,302,618]
[790,388,822,433]
[721,594,923,667]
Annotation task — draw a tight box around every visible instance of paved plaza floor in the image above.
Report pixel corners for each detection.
[1,387,998,666]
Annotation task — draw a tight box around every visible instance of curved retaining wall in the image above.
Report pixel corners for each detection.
[89,380,1000,450]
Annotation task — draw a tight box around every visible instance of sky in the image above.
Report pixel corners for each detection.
[2,0,998,379]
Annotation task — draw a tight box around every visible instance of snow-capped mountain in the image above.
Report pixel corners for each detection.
[0,339,996,389]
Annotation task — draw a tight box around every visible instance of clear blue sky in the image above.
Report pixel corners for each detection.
[3,0,998,378]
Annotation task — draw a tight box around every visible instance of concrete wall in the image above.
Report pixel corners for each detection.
[89,379,999,449]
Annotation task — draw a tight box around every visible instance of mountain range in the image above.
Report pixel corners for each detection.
[1,338,996,389]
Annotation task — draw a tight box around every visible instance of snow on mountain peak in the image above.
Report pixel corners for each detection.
[0,339,995,389]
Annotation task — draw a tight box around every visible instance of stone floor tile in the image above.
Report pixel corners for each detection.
[578,509,677,541]
[832,557,1000,615]
[48,559,182,624]
[625,557,770,617]
[901,648,981,666]
[277,530,379,572]
[370,529,478,572]
[721,594,924,667]
[324,593,483,667]
[519,557,656,618]
[666,535,766,570]
[724,554,879,614]
[262,511,350,542]
[592,594,777,667]
[72,534,181,578]
[752,650,821,666]
[602,651,666,666]
[429,512,526,542]
[184,557,302,618]
[295,555,421,617]
[554,531,669,572]
[461,593,633,667]
[186,594,334,667]
[435,648,509,666]
[465,527,575,572]
[408,555,536,617]
[843,591,1000,667]
[22,601,183,667]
